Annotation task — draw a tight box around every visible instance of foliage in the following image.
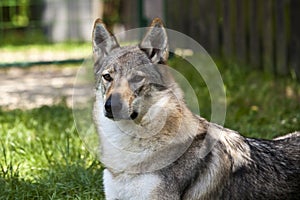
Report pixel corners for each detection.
[103,0,122,31]
[169,56,300,138]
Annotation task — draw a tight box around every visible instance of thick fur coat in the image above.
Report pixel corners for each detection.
[92,18,300,200]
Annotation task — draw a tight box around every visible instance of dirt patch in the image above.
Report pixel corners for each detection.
[0,66,91,110]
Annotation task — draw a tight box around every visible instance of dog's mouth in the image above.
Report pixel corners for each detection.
[103,93,139,121]
[105,110,139,121]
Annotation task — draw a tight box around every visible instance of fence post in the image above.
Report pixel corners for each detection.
[275,0,288,75]
[164,0,182,32]
[289,0,300,79]
[249,0,261,69]
[262,0,274,73]
[120,0,139,29]
[235,0,247,65]
[221,0,234,59]
[208,0,220,57]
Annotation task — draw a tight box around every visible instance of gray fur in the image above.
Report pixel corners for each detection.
[156,129,300,200]
[92,18,300,200]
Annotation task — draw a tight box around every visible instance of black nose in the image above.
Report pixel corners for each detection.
[104,94,122,118]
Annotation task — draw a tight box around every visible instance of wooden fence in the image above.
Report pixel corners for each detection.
[164,0,300,79]
[1,0,300,79]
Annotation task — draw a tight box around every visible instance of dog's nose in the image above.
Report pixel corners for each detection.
[104,97,112,115]
[105,93,122,118]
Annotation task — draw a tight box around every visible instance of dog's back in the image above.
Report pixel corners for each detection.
[222,133,300,199]
[159,130,300,200]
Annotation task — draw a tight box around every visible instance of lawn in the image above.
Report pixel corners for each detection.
[0,57,299,199]
[0,104,104,199]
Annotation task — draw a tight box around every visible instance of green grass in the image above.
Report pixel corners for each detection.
[0,104,104,199]
[0,30,47,46]
[220,62,300,138]
[0,58,300,199]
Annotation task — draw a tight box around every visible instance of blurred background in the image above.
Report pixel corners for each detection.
[1,0,300,69]
[0,0,300,109]
[0,1,299,198]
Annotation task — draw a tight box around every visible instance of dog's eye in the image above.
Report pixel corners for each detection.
[102,74,113,82]
[130,75,144,83]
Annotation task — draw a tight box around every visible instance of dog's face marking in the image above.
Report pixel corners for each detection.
[93,18,170,122]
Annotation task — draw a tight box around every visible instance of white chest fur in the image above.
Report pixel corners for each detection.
[103,169,161,200]
[94,94,191,173]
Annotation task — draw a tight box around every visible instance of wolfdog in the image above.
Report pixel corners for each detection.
[92,18,300,199]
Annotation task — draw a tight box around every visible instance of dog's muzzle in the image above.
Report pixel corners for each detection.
[104,94,121,119]
[104,93,138,120]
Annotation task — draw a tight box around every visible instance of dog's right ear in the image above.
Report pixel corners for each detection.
[139,18,169,64]
[92,18,119,62]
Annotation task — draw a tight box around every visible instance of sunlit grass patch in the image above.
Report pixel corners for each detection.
[0,105,104,199]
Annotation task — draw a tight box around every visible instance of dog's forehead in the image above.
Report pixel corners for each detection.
[102,46,151,70]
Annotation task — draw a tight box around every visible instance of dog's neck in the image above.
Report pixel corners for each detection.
[95,94,208,173]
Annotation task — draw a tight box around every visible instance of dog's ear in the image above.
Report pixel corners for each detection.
[92,18,119,60]
[139,18,169,64]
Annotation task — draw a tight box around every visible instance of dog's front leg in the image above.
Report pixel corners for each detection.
[103,169,180,200]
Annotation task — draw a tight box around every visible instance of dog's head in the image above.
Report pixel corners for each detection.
[92,18,182,122]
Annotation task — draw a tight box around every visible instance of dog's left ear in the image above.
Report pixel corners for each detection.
[139,18,169,64]
[92,18,119,60]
